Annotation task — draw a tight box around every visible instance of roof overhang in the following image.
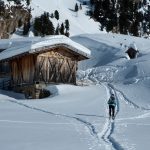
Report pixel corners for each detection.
[0,35,91,62]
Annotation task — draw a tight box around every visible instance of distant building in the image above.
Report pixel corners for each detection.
[126,47,139,59]
[125,42,139,59]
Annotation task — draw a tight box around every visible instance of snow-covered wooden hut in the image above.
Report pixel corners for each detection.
[0,36,90,88]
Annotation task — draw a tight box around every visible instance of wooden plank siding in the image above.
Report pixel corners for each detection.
[36,49,77,84]
[10,47,78,86]
[11,55,36,85]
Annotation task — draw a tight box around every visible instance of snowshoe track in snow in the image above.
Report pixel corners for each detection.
[5,82,136,150]
[108,83,150,111]
[98,83,124,150]
[6,99,102,149]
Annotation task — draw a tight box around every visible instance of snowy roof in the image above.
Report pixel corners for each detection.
[0,35,91,61]
[129,42,138,50]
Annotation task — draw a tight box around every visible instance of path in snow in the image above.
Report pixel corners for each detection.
[97,83,124,150]
[108,84,150,111]
[5,98,102,150]
[3,81,150,150]
[4,84,124,150]
[107,83,150,149]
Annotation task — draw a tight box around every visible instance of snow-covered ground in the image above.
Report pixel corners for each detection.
[1,32,150,150]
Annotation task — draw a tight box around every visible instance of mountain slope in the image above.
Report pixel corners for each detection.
[1,33,150,149]
[72,33,150,108]
[31,0,101,36]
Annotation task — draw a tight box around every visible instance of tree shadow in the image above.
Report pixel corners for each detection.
[68,8,75,12]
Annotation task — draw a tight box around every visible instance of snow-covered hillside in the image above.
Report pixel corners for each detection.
[30,0,101,36]
[1,1,150,150]
[73,33,150,108]
[1,33,150,150]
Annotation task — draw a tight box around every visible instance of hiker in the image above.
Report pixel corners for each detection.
[108,93,116,119]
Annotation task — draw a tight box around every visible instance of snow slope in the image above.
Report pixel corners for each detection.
[1,32,150,150]
[30,0,101,36]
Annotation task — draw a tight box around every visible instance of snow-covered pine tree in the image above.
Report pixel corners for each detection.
[91,0,150,37]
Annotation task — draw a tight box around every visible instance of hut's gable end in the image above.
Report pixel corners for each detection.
[37,46,81,61]
[38,50,68,59]
[36,49,77,84]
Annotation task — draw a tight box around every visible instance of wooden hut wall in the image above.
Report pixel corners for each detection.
[36,49,77,84]
[0,62,11,75]
[11,55,35,85]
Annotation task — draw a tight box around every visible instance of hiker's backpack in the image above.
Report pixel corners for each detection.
[108,96,116,106]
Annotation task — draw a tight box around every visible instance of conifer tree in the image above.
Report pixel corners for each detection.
[83,0,149,36]
[102,0,110,11]
[26,0,30,6]
[93,1,102,21]
[54,10,59,20]
[18,19,22,27]
[23,23,29,35]
[55,24,60,35]
[143,0,147,5]
[14,0,21,5]
[65,31,70,37]
[0,0,5,15]
[33,12,55,36]
[80,4,82,10]
[60,23,65,35]
[90,0,94,6]
[75,3,79,12]
[65,19,69,31]
[130,20,139,36]
[50,13,54,18]
[33,17,42,36]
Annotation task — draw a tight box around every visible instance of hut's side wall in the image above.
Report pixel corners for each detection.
[36,49,77,84]
[0,62,11,77]
[11,55,36,85]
